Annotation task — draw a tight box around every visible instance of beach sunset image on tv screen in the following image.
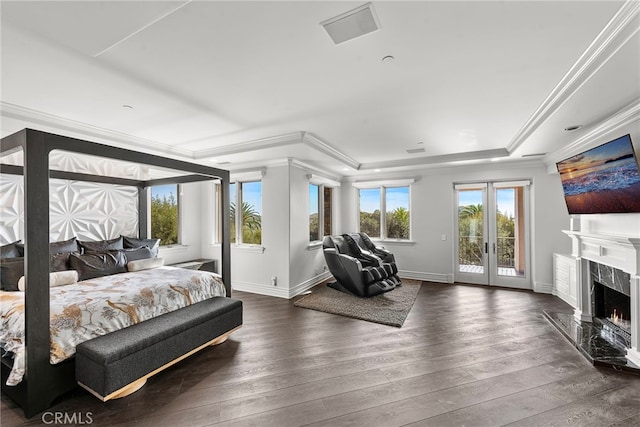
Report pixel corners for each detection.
[556,134,640,214]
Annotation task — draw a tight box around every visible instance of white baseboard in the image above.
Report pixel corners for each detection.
[399,270,452,283]
[232,271,333,299]
[289,271,332,298]
[533,281,554,294]
[234,270,455,299]
[232,280,290,299]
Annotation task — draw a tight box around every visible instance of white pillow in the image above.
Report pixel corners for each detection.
[17,270,79,291]
[127,257,164,272]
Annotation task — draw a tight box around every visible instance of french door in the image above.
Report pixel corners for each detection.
[454,181,530,289]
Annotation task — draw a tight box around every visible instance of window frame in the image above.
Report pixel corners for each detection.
[354,178,414,241]
[308,174,339,243]
[213,170,264,248]
[309,182,334,243]
[149,183,183,247]
[230,178,263,246]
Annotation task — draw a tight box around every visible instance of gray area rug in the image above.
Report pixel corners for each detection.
[293,279,421,327]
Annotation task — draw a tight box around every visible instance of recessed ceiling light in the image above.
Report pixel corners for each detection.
[374,168,381,172]
[490,158,501,162]
[563,125,582,131]
[382,55,394,63]
[122,104,133,109]
[342,167,349,171]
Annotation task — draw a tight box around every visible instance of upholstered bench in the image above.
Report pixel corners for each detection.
[75,297,242,401]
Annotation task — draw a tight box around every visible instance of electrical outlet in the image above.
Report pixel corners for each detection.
[271,276,277,286]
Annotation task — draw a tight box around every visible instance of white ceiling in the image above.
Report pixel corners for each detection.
[1,1,639,177]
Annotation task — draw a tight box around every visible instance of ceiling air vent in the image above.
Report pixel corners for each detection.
[321,3,380,45]
[521,153,546,158]
[406,148,426,154]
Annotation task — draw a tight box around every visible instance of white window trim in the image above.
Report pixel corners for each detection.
[230,178,263,247]
[357,180,413,241]
[149,183,183,247]
[308,180,334,244]
[307,173,341,188]
[353,178,415,189]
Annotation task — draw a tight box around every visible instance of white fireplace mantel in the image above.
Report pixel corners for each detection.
[562,230,640,276]
[562,230,640,367]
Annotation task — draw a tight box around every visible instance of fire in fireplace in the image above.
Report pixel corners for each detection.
[592,280,631,347]
[610,308,631,331]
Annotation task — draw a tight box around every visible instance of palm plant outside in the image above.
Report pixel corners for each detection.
[458,203,515,267]
[230,201,261,244]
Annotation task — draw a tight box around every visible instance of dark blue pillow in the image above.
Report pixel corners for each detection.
[0,241,22,259]
[121,247,153,262]
[122,236,160,257]
[0,257,24,291]
[50,237,79,254]
[79,237,123,253]
[69,251,127,281]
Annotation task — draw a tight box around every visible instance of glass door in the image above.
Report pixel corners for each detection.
[489,182,530,289]
[455,184,489,285]
[455,181,530,289]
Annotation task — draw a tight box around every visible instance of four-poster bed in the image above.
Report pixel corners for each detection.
[0,129,233,417]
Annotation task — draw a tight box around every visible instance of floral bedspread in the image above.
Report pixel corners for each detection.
[0,266,226,385]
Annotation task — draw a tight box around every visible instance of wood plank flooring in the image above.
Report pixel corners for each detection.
[2,282,640,426]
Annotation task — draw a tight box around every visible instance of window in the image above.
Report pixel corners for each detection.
[357,181,411,240]
[385,186,410,239]
[230,180,262,245]
[359,188,381,238]
[309,183,333,241]
[150,184,180,245]
[309,184,319,241]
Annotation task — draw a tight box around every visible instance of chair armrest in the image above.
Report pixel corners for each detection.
[337,253,362,268]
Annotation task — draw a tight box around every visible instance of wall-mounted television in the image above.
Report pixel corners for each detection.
[556,134,640,214]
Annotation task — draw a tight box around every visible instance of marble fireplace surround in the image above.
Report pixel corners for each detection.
[563,230,640,367]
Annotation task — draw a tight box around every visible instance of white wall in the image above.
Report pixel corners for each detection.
[288,165,338,295]
[200,162,340,298]
[201,167,291,297]
[341,161,571,291]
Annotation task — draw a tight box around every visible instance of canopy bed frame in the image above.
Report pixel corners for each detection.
[0,129,231,417]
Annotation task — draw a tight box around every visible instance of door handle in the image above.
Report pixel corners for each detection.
[493,243,496,254]
[484,242,488,253]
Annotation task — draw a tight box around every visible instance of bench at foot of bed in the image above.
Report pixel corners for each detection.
[75,297,242,401]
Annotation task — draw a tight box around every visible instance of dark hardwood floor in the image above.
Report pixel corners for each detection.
[2,282,640,426]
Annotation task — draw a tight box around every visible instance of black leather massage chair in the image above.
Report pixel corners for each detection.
[349,233,401,286]
[322,234,400,297]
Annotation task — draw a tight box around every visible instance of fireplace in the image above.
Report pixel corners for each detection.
[590,262,633,349]
[557,230,640,372]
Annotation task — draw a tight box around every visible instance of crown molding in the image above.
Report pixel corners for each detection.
[0,102,194,159]
[290,158,341,182]
[544,99,640,171]
[193,132,304,159]
[359,148,510,170]
[342,157,545,180]
[506,0,640,154]
[301,132,360,170]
